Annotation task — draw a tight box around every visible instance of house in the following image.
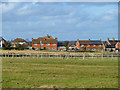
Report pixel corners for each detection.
[76,39,103,51]
[103,38,119,51]
[32,34,57,50]
[58,46,66,51]
[68,41,77,51]
[0,37,6,48]
[11,38,28,49]
[115,42,120,51]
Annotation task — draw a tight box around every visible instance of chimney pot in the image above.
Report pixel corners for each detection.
[112,37,114,41]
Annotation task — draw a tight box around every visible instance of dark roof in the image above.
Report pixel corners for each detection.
[109,40,118,45]
[32,38,57,44]
[12,38,26,42]
[68,42,76,46]
[90,40,102,45]
[78,40,91,45]
[0,37,6,41]
[78,40,102,45]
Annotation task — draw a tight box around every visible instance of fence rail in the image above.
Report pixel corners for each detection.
[0,53,120,59]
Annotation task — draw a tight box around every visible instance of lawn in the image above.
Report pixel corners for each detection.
[2,57,118,88]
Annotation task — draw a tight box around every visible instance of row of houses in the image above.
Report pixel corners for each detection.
[0,34,120,52]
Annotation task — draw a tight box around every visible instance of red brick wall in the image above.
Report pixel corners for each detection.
[32,43,57,50]
[76,42,103,50]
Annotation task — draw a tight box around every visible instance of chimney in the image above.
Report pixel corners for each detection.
[107,38,109,42]
[112,37,114,41]
[55,37,57,40]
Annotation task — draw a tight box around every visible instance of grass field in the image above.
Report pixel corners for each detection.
[2,57,118,88]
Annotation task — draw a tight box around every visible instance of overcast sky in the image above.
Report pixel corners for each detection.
[2,2,118,41]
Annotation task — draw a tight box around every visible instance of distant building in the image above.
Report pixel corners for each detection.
[76,39,103,51]
[32,34,57,50]
[58,46,66,51]
[11,38,28,48]
[0,37,6,48]
[68,41,77,51]
[103,38,120,51]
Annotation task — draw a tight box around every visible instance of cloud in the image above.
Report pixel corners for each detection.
[1,3,16,13]
[2,2,118,41]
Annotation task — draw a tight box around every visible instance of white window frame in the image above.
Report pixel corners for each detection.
[34,44,37,45]
[81,45,84,47]
[52,44,56,45]
[52,47,56,49]
[47,43,50,45]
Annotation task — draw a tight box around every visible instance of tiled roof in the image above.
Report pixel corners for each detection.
[109,40,119,45]
[90,40,102,45]
[78,40,102,45]
[12,38,26,42]
[78,40,91,45]
[32,38,57,44]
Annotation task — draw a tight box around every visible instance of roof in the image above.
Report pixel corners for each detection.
[78,40,102,45]
[11,38,26,42]
[90,40,102,45]
[78,40,91,45]
[109,40,119,45]
[0,37,6,41]
[32,38,57,44]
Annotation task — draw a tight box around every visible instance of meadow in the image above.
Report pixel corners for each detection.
[2,57,118,88]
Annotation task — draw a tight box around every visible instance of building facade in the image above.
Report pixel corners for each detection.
[103,38,120,51]
[0,37,6,48]
[76,39,103,51]
[11,38,27,48]
[32,34,57,50]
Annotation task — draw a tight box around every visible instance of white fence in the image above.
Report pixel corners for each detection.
[0,53,119,59]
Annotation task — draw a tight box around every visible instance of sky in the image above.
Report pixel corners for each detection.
[1,2,118,41]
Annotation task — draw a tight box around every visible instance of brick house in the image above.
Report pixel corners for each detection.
[0,37,6,48]
[68,41,77,51]
[76,39,103,51]
[103,38,119,51]
[32,34,57,50]
[11,38,27,48]
[115,42,120,51]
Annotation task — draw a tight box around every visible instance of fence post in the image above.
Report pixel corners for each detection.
[92,54,93,58]
[83,54,85,60]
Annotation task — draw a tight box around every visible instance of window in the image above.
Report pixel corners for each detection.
[47,43,50,45]
[87,45,90,47]
[34,47,37,50]
[93,45,95,46]
[98,45,101,46]
[92,48,96,50]
[81,45,84,47]
[34,44,37,45]
[52,44,56,45]
[41,47,44,49]
[41,43,43,45]
[19,42,24,45]
[52,47,56,49]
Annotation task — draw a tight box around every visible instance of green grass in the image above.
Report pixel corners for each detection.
[2,57,118,88]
